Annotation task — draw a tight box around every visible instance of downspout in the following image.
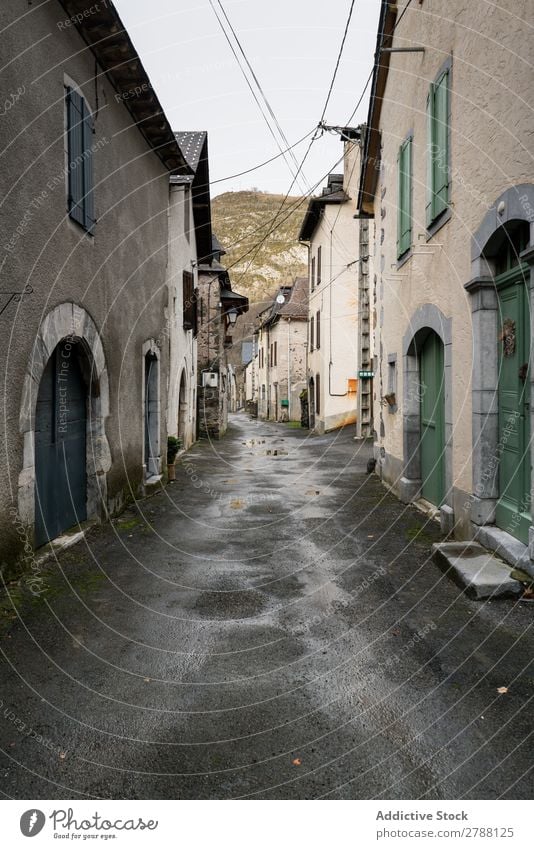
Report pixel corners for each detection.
[287,317,291,420]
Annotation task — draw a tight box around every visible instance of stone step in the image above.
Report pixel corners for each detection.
[432,542,523,600]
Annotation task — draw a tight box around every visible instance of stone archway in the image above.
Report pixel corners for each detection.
[18,303,111,542]
[466,183,534,564]
[400,304,453,531]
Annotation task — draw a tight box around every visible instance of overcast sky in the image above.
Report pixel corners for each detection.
[113,0,380,196]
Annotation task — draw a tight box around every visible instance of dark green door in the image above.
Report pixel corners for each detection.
[35,342,87,547]
[496,274,531,543]
[420,331,445,506]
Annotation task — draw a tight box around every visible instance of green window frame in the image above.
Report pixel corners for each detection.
[397,135,412,258]
[426,67,450,227]
[66,87,95,233]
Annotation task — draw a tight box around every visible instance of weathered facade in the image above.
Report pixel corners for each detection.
[359,0,534,573]
[299,138,370,434]
[196,237,249,439]
[256,278,308,422]
[0,1,189,569]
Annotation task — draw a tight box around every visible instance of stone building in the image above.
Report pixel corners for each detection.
[0,1,190,567]
[299,136,372,434]
[256,278,309,422]
[196,237,249,438]
[359,0,534,573]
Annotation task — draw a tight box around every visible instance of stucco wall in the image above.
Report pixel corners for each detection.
[308,158,360,433]
[373,0,533,532]
[167,184,198,451]
[0,4,172,561]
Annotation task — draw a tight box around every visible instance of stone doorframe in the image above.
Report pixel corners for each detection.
[465,183,534,568]
[399,304,453,532]
[141,339,162,479]
[18,303,111,540]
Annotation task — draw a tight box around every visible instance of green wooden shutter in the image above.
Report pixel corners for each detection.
[397,137,412,258]
[425,86,433,226]
[433,71,449,217]
[426,71,449,225]
[66,88,85,227]
[82,98,95,233]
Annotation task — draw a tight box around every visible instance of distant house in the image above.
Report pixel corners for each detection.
[196,236,249,438]
[0,0,192,567]
[299,134,374,435]
[256,277,308,422]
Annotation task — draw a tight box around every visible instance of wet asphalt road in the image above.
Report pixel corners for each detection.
[0,413,533,800]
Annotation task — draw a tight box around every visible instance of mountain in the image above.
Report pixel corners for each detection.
[211,190,308,312]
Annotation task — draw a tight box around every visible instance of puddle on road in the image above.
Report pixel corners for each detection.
[242,439,288,456]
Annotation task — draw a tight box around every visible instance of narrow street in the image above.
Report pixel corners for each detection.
[0,414,532,800]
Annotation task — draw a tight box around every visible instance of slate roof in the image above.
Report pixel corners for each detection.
[261,276,309,326]
[298,174,350,241]
[174,131,207,174]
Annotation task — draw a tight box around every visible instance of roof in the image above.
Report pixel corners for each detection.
[357,0,397,215]
[174,132,207,175]
[171,132,213,262]
[298,177,350,241]
[57,0,189,173]
[260,276,309,326]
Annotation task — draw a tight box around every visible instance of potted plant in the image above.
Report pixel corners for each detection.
[167,436,181,481]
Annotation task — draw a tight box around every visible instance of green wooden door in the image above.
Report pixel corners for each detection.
[420,332,445,506]
[496,273,531,543]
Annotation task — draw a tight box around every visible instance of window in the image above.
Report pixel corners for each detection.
[426,66,450,227]
[183,271,197,333]
[397,136,412,258]
[66,87,95,233]
[311,256,316,291]
[310,315,314,351]
[317,245,322,285]
[316,310,321,349]
[315,373,321,415]
[274,341,277,367]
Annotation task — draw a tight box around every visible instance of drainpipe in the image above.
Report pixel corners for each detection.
[287,317,291,420]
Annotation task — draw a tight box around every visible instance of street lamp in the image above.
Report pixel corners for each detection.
[226,307,238,327]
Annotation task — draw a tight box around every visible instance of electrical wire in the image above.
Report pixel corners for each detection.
[209,0,309,194]
[210,127,316,186]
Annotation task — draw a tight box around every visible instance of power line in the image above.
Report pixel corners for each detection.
[233,0,360,285]
[209,0,309,194]
[214,0,309,191]
[210,127,316,186]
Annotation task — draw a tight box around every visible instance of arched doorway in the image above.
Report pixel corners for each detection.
[419,331,445,507]
[467,188,534,549]
[494,222,531,542]
[34,339,88,546]
[177,369,187,444]
[144,351,160,478]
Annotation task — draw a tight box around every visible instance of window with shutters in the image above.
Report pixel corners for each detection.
[66,87,95,233]
[316,310,321,349]
[311,256,316,291]
[317,246,322,285]
[310,315,314,351]
[183,271,197,333]
[397,136,412,259]
[426,65,451,228]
